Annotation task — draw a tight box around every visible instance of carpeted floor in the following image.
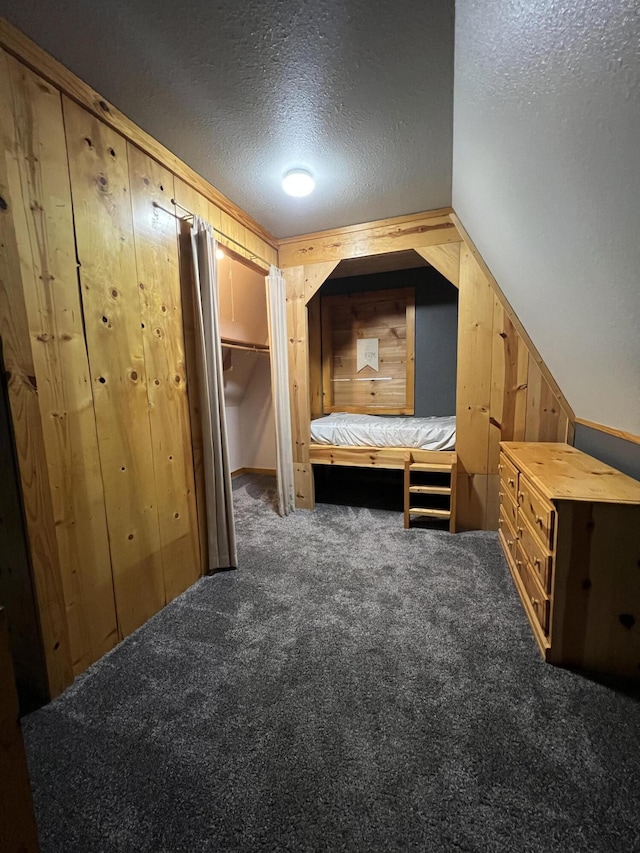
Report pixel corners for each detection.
[23,474,640,852]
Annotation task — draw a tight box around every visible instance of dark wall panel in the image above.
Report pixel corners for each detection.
[574,423,640,482]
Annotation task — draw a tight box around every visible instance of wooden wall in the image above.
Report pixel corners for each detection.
[455,239,573,530]
[0,39,277,699]
[280,211,574,527]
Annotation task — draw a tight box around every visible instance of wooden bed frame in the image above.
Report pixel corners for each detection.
[310,443,457,532]
[309,443,454,470]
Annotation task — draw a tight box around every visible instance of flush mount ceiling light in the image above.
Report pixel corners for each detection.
[282,169,315,197]
[215,247,225,260]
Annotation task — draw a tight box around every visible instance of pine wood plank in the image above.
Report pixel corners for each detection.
[293,463,314,508]
[408,507,451,519]
[455,470,489,531]
[63,96,165,637]
[456,246,494,478]
[489,298,530,475]
[309,444,455,470]
[0,18,277,252]
[4,54,117,675]
[308,294,323,419]
[128,145,201,602]
[285,266,313,508]
[303,260,340,304]
[415,243,461,288]
[279,209,458,267]
[0,52,72,698]
[321,288,415,414]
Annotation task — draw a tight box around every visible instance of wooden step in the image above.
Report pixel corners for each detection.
[409,485,451,495]
[408,507,451,519]
[409,462,453,473]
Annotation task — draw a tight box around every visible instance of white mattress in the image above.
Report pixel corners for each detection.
[310,413,456,451]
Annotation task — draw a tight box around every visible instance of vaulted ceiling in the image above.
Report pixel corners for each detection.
[0,0,454,238]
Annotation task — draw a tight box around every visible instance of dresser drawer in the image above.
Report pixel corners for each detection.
[517,515,553,593]
[499,455,519,504]
[498,508,517,562]
[499,486,518,533]
[515,543,550,635]
[518,478,555,549]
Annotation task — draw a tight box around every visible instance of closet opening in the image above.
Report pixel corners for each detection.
[217,251,276,484]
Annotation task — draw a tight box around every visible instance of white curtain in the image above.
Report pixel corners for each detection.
[190,216,238,568]
[266,266,296,516]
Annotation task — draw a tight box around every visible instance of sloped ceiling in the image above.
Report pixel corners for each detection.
[0,0,454,238]
[453,0,640,435]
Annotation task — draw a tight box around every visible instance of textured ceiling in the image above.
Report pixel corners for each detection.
[0,0,455,238]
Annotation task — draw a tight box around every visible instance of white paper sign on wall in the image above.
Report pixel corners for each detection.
[356,338,379,372]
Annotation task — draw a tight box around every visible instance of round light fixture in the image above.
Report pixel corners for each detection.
[215,247,225,261]
[282,169,315,197]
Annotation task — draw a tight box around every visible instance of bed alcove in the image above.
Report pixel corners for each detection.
[280,209,574,532]
[310,252,459,519]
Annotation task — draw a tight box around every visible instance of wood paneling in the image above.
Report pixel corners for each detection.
[0,608,40,853]
[63,97,165,637]
[454,221,575,531]
[308,295,322,420]
[285,267,310,467]
[0,51,72,698]
[3,54,117,676]
[415,243,461,288]
[321,288,415,414]
[303,260,340,304]
[128,145,200,601]
[456,246,494,480]
[279,209,458,267]
[489,298,529,472]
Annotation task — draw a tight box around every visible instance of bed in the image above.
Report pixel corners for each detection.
[309,412,458,531]
[309,412,456,470]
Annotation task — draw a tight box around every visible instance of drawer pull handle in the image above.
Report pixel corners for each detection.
[534,557,541,567]
[531,597,540,607]
[508,478,515,486]
[536,515,543,526]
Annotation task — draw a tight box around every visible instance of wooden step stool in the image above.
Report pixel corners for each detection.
[404,451,457,533]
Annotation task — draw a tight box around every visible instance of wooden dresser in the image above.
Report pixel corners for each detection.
[498,442,640,677]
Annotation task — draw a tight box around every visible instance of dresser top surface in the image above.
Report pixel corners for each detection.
[500,442,640,504]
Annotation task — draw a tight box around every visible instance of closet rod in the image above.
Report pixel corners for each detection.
[152,200,273,270]
[221,339,270,355]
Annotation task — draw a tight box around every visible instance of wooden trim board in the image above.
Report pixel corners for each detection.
[279,209,459,268]
[310,443,456,470]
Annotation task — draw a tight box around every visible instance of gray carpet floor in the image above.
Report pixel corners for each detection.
[23,474,640,852]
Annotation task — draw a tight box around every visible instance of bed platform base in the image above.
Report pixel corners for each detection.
[309,444,457,532]
[309,443,455,470]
